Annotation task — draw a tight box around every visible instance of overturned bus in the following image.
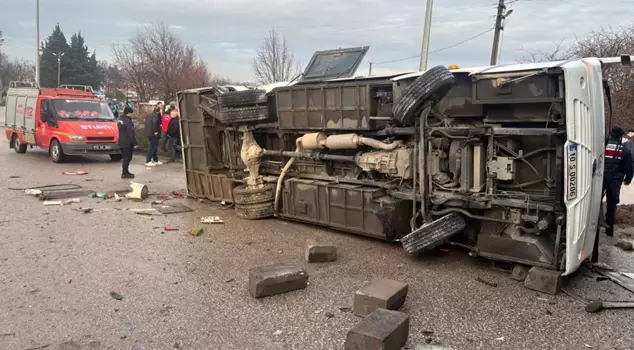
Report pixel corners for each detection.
[176,47,633,279]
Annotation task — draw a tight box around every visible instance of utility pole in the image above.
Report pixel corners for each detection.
[35,0,40,87]
[490,0,506,66]
[419,0,434,71]
[54,52,64,87]
[368,62,373,76]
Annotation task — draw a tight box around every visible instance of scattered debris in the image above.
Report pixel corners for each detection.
[545,309,553,315]
[615,240,634,251]
[25,189,43,196]
[110,291,123,301]
[164,226,178,231]
[152,200,165,205]
[339,307,352,313]
[476,277,498,287]
[273,330,283,336]
[9,176,20,179]
[201,216,225,224]
[75,207,93,214]
[88,192,110,199]
[510,264,530,282]
[128,208,161,216]
[225,278,235,283]
[190,227,203,236]
[345,308,409,350]
[126,182,149,200]
[23,344,50,350]
[354,278,408,317]
[305,239,337,263]
[592,263,634,294]
[155,203,193,214]
[585,299,634,313]
[248,264,308,298]
[136,214,154,220]
[325,312,335,318]
[0,332,15,337]
[62,170,88,175]
[84,178,103,182]
[114,193,122,202]
[584,344,595,349]
[62,198,81,205]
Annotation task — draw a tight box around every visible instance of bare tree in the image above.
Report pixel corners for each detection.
[253,28,301,84]
[520,26,634,130]
[517,40,574,63]
[112,22,211,102]
[0,54,35,91]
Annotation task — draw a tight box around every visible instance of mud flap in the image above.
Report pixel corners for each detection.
[400,212,468,254]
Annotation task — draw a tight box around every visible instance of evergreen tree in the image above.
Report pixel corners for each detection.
[39,24,69,88]
[39,26,102,89]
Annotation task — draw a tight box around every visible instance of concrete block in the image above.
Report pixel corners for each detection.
[524,267,564,295]
[305,239,337,263]
[510,264,530,282]
[248,264,308,298]
[354,278,408,317]
[345,308,409,350]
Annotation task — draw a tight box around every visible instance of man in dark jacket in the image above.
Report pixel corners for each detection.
[144,105,162,166]
[603,126,634,236]
[117,106,137,178]
[166,109,182,163]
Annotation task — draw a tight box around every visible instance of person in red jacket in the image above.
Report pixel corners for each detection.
[159,104,175,152]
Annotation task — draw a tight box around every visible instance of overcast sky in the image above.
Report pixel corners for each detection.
[1,0,631,81]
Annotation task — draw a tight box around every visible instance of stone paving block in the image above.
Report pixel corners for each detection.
[353,278,408,317]
[510,264,530,282]
[345,308,409,350]
[524,266,564,295]
[248,263,308,298]
[305,239,337,263]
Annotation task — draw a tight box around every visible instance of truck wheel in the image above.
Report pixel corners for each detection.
[235,202,275,220]
[400,212,467,254]
[233,184,275,205]
[392,65,456,125]
[218,89,267,108]
[110,154,123,161]
[12,134,27,154]
[218,105,269,124]
[50,139,66,163]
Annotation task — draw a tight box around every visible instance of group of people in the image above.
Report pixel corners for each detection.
[143,102,182,167]
[115,101,182,179]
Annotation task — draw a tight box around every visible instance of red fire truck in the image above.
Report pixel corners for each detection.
[4,82,121,163]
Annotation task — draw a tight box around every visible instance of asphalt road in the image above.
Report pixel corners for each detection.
[1,106,634,350]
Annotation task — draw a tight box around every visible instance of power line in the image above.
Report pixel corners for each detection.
[373,27,495,65]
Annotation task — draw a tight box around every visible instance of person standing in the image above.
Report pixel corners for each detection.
[603,126,634,236]
[160,103,175,152]
[111,99,120,118]
[117,105,137,179]
[166,109,182,163]
[144,104,163,167]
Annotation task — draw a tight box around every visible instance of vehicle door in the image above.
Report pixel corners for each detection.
[562,58,605,275]
[37,99,56,148]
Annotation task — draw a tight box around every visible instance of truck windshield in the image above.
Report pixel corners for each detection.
[51,99,115,121]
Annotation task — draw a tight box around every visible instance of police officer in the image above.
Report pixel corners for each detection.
[117,105,137,179]
[603,126,633,236]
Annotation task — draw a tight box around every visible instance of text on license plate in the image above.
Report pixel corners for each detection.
[567,144,577,200]
[93,145,112,150]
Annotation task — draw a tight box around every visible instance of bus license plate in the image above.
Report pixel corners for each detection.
[93,145,112,150]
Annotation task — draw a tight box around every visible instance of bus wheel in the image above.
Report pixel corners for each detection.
[12,134,27,154]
